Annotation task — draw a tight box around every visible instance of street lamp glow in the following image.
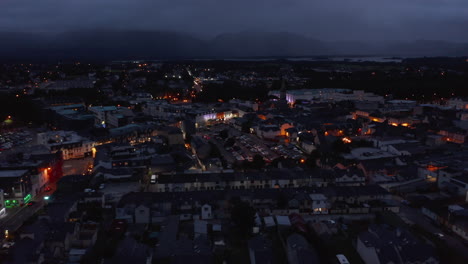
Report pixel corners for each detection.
[44,196,50,200]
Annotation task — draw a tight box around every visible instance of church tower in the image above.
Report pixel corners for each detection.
[280,78,287,102]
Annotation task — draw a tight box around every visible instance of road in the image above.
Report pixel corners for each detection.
[63,157,94,176]
[0,183,56,232]
[0,157,91,233]
[399,202,468,261]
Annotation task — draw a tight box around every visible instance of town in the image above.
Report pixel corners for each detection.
[0,57,468,264]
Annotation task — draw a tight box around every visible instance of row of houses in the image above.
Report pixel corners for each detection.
[152,168,367,193]
[115,185,394,224]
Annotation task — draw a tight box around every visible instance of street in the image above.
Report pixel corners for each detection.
[399,202,468,261]
[0,157,91,234]
[63,157,94,176]
[0,183,56,232]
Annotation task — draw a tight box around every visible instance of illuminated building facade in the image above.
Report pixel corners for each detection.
[37,131,95,160]
[0,170,33,207]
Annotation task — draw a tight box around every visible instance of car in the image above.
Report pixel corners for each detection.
[2,242,15,249]
[27,201,36,206]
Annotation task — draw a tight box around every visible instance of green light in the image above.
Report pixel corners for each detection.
[5,200,18,208]
[24,194,32,203]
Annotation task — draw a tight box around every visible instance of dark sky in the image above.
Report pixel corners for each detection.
[1,0,468,41]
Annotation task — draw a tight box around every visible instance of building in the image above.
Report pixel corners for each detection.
[89,106,133,128]
[309,193,329,214]
[268,89,383,104]
[37,131,94,160]
[0,170,33,207]
[286,233,320,264]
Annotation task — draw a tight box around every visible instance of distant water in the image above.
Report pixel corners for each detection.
[221,56,403,63]
[117,56,404,63]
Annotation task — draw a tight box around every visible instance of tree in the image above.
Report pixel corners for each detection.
[230,200,255,236]
[251,154,265,169]
[277,192,288,209]
[224,137,236,148]
[219,129,229,139]
[331,139,350,153]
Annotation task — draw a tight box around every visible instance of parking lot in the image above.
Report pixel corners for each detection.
[0,129,33,152]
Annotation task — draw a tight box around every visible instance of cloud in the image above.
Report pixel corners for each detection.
[0,0,467,41]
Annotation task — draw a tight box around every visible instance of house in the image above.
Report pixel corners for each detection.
[257,125,281,140]
[439,174,468,196]
[451,213,468,242]
[286,233,320,264]
[309,193,329,214]
[333,167,366,186]
[201,204,213,220]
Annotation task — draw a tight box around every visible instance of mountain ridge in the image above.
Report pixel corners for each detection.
[0,31,467,62]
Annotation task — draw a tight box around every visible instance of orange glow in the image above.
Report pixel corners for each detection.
[426,165,447,172]
[300,159,305,164]
[391,123,398,127]
[324,131,329,136]
[401,123,409,127]
[342,137,352,144]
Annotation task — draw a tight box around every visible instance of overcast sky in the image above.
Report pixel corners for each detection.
[1,0,468,41]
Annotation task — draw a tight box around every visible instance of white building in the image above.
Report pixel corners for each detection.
[268,89,384,104]
[37,131,94,160]
[201,204,213,220]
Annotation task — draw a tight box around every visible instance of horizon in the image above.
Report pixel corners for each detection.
[2,30,468,44]
[2,0,468,42]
